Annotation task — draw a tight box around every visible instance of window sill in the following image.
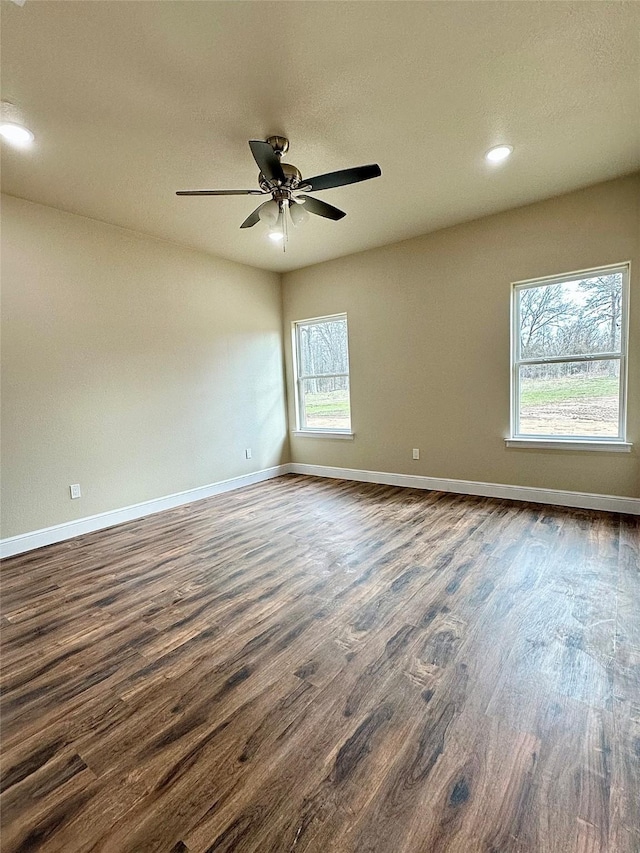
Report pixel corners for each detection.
[505,438,632,453]
[292,430,355,440]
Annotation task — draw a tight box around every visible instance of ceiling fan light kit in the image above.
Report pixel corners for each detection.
[258,199,279,226]
[176,136,381,249]
[289,200,309,227]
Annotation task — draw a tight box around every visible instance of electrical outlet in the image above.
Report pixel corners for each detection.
[70,483,81,499]
[412,448,420,460]
[245,448,252,460]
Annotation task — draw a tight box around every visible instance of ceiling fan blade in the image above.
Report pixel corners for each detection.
[297,196,346,221]
[304,164,381,192]
[176,189,265,196]
[240,201,271,229]
[249,140,286,185]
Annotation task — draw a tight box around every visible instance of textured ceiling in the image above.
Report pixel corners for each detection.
[1,1,639,273]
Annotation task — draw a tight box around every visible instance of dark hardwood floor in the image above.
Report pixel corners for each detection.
[1,474,639,852]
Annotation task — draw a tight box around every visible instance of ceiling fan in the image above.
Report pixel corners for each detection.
[176,136,381,245]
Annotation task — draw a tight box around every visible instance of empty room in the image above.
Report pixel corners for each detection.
[1,1,639,851]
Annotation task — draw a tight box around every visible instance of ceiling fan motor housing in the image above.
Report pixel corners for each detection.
[259,162,302,193]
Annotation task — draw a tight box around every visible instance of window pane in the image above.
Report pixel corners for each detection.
[301,376,351,430]
[518,273,623,359]
[518,361,620,437]
[298,318,349,377]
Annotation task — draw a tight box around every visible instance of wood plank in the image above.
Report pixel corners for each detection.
[0,474,637,852]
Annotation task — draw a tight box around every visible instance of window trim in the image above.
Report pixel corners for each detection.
[509,262,631,448]
[292,313,353,436]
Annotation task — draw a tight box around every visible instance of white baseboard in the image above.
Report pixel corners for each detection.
[3,462,637,558]
[288,463,640,516]
[0,465,291,559]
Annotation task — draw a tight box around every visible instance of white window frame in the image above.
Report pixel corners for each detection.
[507,262,632,452]
[292,313,354,438]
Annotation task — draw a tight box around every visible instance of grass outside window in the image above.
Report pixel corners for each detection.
[511,264,629,443]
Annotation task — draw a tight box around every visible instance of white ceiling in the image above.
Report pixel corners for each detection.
[1,1,639,273]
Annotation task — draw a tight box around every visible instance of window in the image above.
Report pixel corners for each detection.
[510,264,629,447]
[293,314,352,434]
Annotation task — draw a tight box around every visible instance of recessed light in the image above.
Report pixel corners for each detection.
[0,122,34,147]
[268,230,284,242]
[485,145,513,163]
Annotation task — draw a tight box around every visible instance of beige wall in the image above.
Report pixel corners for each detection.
[2,176,638,542]
[1,195,289,538]
[283,175,640,498]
